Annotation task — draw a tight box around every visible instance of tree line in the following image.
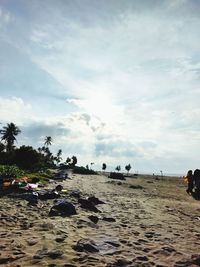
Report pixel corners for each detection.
[102,163,132,175]
[0,122,77,171]
[0,122,133,174]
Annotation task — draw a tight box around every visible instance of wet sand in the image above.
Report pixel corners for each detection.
[1,173,200,267]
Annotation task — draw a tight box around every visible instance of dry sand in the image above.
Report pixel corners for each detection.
[0,173,200,267]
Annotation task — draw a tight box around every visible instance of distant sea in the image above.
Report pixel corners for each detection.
[139,172,185,177]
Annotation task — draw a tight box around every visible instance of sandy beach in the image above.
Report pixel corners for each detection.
[1,173,200,267]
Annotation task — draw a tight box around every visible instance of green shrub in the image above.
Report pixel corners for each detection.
[0,165,24,180]
[73,166,97,175]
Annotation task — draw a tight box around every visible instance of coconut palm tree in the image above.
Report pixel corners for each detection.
[0,122,21,152]
[0,142,5,152]
[56,149,62,164]
[44,136,52,147]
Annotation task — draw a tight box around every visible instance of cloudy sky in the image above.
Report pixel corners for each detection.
[0,0,200,174]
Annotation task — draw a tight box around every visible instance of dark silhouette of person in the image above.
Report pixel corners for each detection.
[186,170,193,195]
[193,169,200,199]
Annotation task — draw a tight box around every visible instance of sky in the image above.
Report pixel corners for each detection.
[0,0,200,174]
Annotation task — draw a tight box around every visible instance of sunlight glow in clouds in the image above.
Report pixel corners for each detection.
[67,91,124,125]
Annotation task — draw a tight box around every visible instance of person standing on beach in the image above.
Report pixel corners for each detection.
[186,170,194,195]
[193,169,200,199]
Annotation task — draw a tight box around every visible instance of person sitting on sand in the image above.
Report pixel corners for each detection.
[186,170,194,195]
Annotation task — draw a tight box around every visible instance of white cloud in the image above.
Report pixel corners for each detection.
[0,97,32,125]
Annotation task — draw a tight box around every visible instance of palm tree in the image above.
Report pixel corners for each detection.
[125,164,131,175]
[90,162,94,170]
[71,155,77,166]
[44,136,52,147]
[0,142,5,152]
[115,165,121,172]
[56,149,62,165]
[102,163,107,172]
[66,157,71,165]
[0,122,21,152]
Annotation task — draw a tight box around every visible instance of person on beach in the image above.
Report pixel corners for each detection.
[193,169,200,199]
[186,170,194,195]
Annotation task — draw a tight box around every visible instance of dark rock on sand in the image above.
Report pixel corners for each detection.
[0,257,13,264]
[162,246,176,253]
[88,196,105,205]
[112,258,132,266]
[191,254,200,265]
[27,239,38,246]
[33,248,49,259]
[55,235,66,242]
[48,250,63,259]
[78,198,100,212]
[10,192,38,203]
[39,190,60,200]
[69,189,81,198]
[88,215,99,224]
[49,200,76,217]
[105,241,120,247]
[33,249,63,260]
[73,239,99,253]
[102,217,116,222]
[175,254,200,266]
[136,255,149,261]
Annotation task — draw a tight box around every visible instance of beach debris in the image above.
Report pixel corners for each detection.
[53,171,68,180]
[49,200,76,217]
[69,189,81,198]
[9,192,38,205]
[55,184,63,192]
[38,189,60,200]
[109,172,125,180]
